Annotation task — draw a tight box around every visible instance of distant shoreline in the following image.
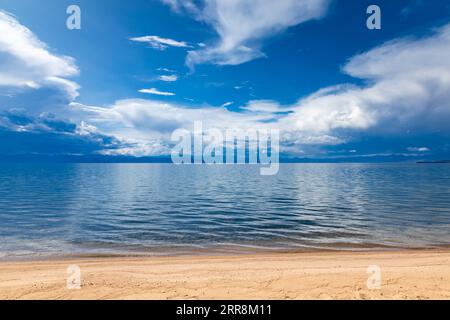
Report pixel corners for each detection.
[417,160,450,164]
[1,154,449,164]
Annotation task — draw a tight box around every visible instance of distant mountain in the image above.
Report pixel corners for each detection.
[417,160,450,164]
[0,153,446,163]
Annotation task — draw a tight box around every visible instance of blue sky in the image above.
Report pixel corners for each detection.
[1,0,450,160]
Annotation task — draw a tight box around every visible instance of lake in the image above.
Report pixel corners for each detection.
[1,163,450,259]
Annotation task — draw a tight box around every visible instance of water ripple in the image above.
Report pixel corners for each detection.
[0,163,450,259]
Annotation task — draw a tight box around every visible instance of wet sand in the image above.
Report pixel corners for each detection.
[1,250,450,300]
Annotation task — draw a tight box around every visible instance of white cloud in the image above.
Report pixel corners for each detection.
[157,67,176,72]
[407,147,430,152]
[159,74,178,82]
[242,100,288,113]
[162,0,330,67]
[220,101,233,108]
[130,35,191,50]
[139,88,176,96]
[0,11,79,99]
[161,0,201,15]
[72,99,277,144]
[283,23,450,138]
[75,22,450,156]
[5,3,448,158]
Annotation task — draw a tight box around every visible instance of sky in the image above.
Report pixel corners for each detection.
[0,0,450,161]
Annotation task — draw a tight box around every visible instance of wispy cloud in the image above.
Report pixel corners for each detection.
[401,0,423,16]
[138,88,175,96]
[242,100,286,113]
[130,35,191,50]
[407,147,430,152]
[161,0,330,67]
[220,101,233,108]
[159,75,178,82]
[157,67,176,73]
[161,0,201,15]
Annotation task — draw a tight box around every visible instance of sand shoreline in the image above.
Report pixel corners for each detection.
[1,249,450,300]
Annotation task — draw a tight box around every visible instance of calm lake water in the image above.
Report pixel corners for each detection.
[1,163,450,259]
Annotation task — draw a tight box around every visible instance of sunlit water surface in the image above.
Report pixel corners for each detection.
[1,163,450,259]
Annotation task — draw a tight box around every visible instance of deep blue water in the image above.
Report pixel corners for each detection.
[1,163,450,259]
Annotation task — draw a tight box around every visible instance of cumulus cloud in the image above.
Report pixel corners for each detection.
[0,110,125,156]
[130,35,191,50]
[75,22,450,157]
[161,0,330,67]
[6,7,446,158]
[139,88,176,96]
[0,11,79,100]
[286,23,450,136]
[74,99,275,137]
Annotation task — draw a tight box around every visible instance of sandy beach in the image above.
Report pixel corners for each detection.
[1,250,450,300]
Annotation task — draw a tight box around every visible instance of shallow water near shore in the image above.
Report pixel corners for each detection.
[1,163,450,260]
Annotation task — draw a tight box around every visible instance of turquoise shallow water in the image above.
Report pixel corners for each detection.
[1,163,450,259]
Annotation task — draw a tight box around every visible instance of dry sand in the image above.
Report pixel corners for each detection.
[1,250,450,300]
